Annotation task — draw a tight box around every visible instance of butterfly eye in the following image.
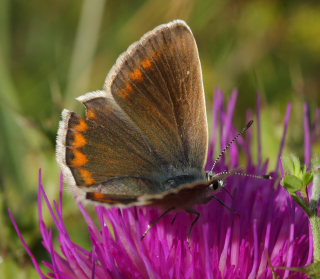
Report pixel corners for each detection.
[210,180,224,191]
[211,180,220,190]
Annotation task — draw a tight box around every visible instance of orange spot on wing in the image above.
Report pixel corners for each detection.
[152,51,161,59]
[71,150,88,166]
[130,68,143,81]
[118,83,133,99]
[74,118,88,132]
[91,192,104,199]
[87,193,119,203]
[118,91,129,99]
[141,58,152,69]
[78,168,96,185]
[126,83,133,91]
[72,132,88,148]
[86,109,96,119]
[86,192,137,204]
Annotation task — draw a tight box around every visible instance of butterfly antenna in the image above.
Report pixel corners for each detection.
[232,172,272,180]
[213,171,272,180]
[214,170,272,180]
[210,120,254,173]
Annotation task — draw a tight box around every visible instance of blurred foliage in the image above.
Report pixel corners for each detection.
[0,0,320,276]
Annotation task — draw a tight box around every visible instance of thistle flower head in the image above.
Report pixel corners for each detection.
[10,90,318,279]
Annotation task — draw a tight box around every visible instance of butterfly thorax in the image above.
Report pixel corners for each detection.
[158,165,206,191]
[162,174,202,190]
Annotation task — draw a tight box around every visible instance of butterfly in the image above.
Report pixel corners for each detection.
[56,20,258,243]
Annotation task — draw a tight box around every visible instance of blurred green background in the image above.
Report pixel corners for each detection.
[1,0,319,277]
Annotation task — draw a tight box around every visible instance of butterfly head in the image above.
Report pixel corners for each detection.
[206,171,225,192]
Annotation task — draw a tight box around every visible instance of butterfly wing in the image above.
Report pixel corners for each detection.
[85,177,221,209]
[56,20,208,205]
[57,92,162,197]
[106,19,208,172]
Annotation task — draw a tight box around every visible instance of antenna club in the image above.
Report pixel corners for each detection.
[246,120,254,129]
[233,172,272,180]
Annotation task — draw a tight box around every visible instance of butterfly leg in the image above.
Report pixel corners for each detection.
[209,195,239,215]
[141,207,175,240]
[171,213,178,225]
[185,208,200,249]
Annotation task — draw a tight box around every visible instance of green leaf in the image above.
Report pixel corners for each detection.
[283,175,303,193]
[281,155,295,174]
[302,165,307,173]
[303,172,314,186]
[275,262,320,278]
[291,154,302,176]
[282,154,303,177]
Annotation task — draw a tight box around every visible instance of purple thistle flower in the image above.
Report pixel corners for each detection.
[9,90,318,279]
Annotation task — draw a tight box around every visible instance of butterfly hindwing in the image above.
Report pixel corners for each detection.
[57,92,165,192]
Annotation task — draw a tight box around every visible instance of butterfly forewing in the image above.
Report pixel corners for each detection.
[107,20,208,171]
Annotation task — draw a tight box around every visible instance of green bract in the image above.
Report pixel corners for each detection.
[281,154,313,193]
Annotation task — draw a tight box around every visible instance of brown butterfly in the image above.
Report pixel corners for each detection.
[56,20,260,244]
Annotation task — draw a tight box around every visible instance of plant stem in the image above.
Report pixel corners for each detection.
[292,193,312,216]
[310,161,320,262]
[310,215,320,262]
